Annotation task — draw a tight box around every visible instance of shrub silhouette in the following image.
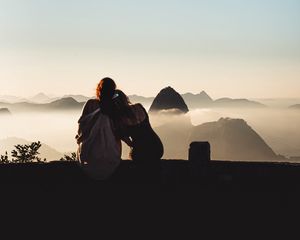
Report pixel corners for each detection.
[11,141,45,163]
[60,152,77,162]
[0,152,9,164]
[1,143,77,163]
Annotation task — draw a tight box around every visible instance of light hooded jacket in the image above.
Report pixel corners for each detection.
[76,107,121,180]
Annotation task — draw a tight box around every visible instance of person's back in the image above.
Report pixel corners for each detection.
[76,78,121,180]
[123,103,163,162]
[81,99,100,116]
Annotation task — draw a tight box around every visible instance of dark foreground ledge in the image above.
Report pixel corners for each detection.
[1,141,300,190]
[0,143,300,208]
[2,160,300,217]
[1,158,300,190]
[1,143,298,231]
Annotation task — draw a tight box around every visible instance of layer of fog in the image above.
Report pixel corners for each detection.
[188,108,300,157]
[0,107,300,161]
[0,111,81,160]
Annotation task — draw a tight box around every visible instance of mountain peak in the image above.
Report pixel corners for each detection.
[191,117,279,161]
[33,92,48,97]
[52,97,79,104]
[62,95,90,103]
[48,97,81,109]
[199,91,213,101]
[149,87,189,113]
[29,92,51,103]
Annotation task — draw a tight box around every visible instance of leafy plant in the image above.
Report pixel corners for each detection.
[60,152,77,162]
[0,152,9,164]
[11,141,45,163]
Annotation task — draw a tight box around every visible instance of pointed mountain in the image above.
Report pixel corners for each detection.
[149,87,189,113]
[199,91,213,101]
[0,97,84,111]
[48,97,83,109]
[63,95,90,103]
[190,118,280,161]
[29,93,52,103]
[182,91,213,108]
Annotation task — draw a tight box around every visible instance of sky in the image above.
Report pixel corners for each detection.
[0,0,299,98]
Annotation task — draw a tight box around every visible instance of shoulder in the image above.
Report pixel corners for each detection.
[132,103,145,111]
[131,103,144,112]
[84,99,99,108]
[131,103,147,120]
[82,98,100,115]
[85,98,99,105]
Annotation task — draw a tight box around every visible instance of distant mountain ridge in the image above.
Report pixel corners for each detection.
[1,89,266,110]
[147,87,265,110]
[289,104,300,109]
[128,95,154,105]
[181,91,213,108]
[0,95,27,103]
[0,97,84,112]
[63,95,91,103]
[0,94,91,104]
[213,98,265,108]
[29,93,53,103]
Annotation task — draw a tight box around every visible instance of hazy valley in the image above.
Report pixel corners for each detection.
[0,90,300,161]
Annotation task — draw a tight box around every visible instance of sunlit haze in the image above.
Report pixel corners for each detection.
[1,0,300,98]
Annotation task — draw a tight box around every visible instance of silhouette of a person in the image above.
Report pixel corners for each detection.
[111,89,164,182]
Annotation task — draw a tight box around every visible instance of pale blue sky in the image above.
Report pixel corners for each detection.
[0,0,299,98]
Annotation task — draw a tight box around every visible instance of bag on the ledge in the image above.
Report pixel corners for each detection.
[77,108,121,180]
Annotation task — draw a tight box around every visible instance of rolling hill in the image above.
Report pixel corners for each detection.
[213,98,266,108]
[0,108,11,115]
[0,97,84,112]
[190,118,280,161]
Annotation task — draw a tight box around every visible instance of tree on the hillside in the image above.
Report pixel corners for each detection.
[11,141,45,163]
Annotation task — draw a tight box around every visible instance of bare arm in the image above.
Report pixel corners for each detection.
[121,136,133,148]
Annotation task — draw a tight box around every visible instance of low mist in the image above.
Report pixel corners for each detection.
[0,107,300,161]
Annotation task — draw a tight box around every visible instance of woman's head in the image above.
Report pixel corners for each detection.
[96,77,116,100]
[112,89,131,111]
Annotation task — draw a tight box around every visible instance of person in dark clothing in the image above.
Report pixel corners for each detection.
[111,90,164,183]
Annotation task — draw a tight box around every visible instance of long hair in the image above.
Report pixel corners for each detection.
[96,77,116,115]
[111,90,135,136]
[112,90,134,119]
[96,77,116,101]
